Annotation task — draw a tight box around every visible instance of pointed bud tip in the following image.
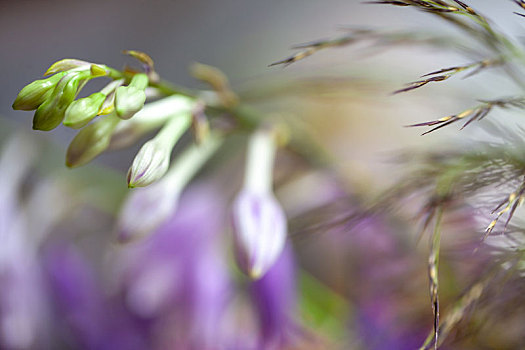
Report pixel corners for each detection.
[90,64,107,77]
[126,140,171,188]
[44,59,90,76]
[12,101,23,110]
[65,158,80,168]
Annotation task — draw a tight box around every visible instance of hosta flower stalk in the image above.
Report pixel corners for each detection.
[232,128,287,279]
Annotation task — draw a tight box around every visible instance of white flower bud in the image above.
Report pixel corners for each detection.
[126,113,191,188]
[232,128,287,279]
[232,190,287,279]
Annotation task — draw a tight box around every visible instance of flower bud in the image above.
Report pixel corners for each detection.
[44,58,91,76]
[118,134,222,242]
[126,139,171,188]
[232,190,287,279]
[232,129,287,279]
[63,92,106,129]
[126,113,191,188]
[117,181,179,243]
[66,113,120,167]
[115,74,148,120]
[128,73,149,90]
[32,71,89,131]
[12,72,67,111]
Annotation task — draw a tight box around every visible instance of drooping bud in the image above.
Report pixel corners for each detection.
[12,72,67,111]
[63,92,106,129]
[126,140,171,188]
[65,113,120,167]
[117,134,222,242]
[232,128,287,279]
[232,190,287,279]
[126,112,191,188]
[115,73,148,120]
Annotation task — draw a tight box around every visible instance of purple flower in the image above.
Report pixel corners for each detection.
[0,134,48,350]
[250,243,298,350]
[43,242,148,350]
[356,298,427,350]
[117,185,233,349]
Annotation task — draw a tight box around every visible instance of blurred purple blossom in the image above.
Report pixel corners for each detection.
[117,184,233,349]
[43,242,148,350]
[232,190,287,280]
[0,134,48,350]
[250,243,299,350]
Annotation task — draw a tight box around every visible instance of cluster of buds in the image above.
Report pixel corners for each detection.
[13,55,207,190]
[13,53,292,282]
[13,59,120,131]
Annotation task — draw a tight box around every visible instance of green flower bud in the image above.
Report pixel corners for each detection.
[127,113,191,188]
[115,86,146,120]
[45,59,108,77]
[66,113,120,167]
[33,72,86,131]
[44,59,91,76]
[12,72,67,111]
[115,74,149,120]
[63,92,106,129]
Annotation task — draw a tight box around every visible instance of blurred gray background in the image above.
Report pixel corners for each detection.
[1,0,522,172]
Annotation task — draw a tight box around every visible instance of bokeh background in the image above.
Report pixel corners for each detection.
[2,1,525,349]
